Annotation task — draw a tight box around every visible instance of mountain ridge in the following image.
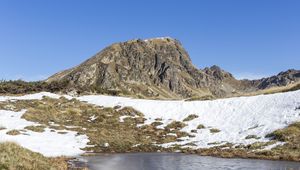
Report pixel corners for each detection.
[46,37,300,99]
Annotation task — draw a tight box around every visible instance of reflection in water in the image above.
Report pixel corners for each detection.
[82,153,300,170]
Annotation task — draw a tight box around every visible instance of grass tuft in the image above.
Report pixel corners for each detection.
[0,126,6,131]
[197,124,205,129]
[25,125,46,133]
[183,114,199,122]
[245,135,261,140]
[210,128,221,133]
[6,129,21,136]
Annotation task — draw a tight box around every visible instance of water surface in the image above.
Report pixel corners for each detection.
[80,153,300,170]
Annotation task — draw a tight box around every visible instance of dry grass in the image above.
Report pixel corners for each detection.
[185,95,215,101]
[238,82,300,97]
[0,142,67,170]
[2,97,187,153]
[190,122,300,161]
[245,135,260,140]
[266,122,300,142]
[0,126,6,131]
[6,130,21,136]
[183,114,199,122]
[262,122,300,160]
[165,121,187,130]
[210,128,221,133]
[185,82,300,101]
[2,95,300,161]
[0,80,69,95]
[24,125,46,132]
[197,124,205,129]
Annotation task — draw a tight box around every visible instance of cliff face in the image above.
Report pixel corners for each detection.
[46,37,300,99]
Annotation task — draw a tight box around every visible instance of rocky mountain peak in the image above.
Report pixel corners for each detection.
[254,69,300,89]
[46,37,300,99]
[203,65,234,81]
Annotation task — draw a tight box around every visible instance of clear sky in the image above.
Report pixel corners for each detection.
[0,0,299,81]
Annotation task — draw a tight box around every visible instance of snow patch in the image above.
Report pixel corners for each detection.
[78,90,300,149]
[0,110,89,157]
[1,90,300,153]
[89,115,98,122]
[0,92,64,102]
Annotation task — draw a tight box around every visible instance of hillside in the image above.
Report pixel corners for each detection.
[0,142,67,170]
[46,37,300,99]
[1,90,300,161]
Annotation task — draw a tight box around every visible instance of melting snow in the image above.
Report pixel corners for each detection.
[0,109,89,157]
[1,90,300,155]
[0,92,62,102]
[78,90,300,148]
[89,115,98,122]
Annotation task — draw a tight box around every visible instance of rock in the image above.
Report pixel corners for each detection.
[46,37,300,99]
[254,69,300,89]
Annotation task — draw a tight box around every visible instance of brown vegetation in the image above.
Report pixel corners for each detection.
[197,124,205,129]
[183,114,199,122]
[1,97,188,153]
[0,142,67,170]
[25,125,46,132]
[6,130,21,136]
[210,128,221,133]
[0,80,69,95]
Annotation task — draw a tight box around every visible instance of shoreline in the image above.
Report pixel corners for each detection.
[68,151,300,169]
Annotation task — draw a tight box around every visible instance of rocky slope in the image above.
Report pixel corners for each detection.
[250,69,300,89]
[46,37,300,99]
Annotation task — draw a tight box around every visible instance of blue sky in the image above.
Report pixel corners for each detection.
[0,0,299,81]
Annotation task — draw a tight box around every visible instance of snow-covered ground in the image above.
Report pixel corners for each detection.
[0,92,61,102]
[0,90,300,156]
[78,90,300,148]
[0,109,89,157]
[0,93,89,157]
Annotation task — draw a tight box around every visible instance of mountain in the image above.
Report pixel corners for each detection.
[46,37,300,99]
[250,69,300,89]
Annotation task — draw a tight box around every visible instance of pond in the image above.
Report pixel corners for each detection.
[76,153,300,170]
